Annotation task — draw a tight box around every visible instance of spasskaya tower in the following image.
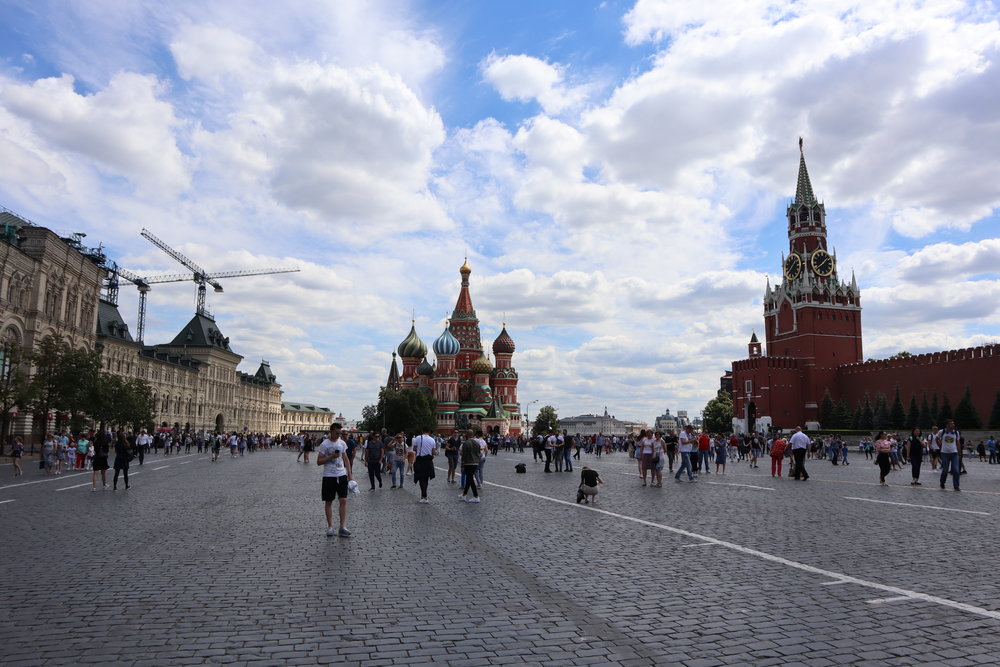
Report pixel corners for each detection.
[732,140,863,430]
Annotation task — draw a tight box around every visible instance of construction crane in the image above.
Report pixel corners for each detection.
[105,263,194,344]
[139,228,300,316]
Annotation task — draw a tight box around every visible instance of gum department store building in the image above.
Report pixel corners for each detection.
[0,209,316,438]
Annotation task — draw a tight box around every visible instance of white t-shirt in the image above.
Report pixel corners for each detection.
[639,437,655,454]
[411,434,436,456]
[545,435,556,450]
[318,437,347,478]
[938,429,961,454]
[789,431,810,450]
[678,431,693,453]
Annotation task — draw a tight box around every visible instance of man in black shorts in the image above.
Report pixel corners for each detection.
[445,431,461,484]
[317,423,354,537]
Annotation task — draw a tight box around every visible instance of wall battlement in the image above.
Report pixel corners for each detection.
[838,344,999,375]
[733,356,800,372]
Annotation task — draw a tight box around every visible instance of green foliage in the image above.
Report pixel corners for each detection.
[918,393,933,430]
[937,392,954,425]
[889,386,906,429]
[889,351,913,359]
[90,374,156,432]
[359,388,437,435]
[873,392,889,430]
[954,386,982,430]
[930,393,939,427]
[990,392,1000,430]
[852,401,863,430]
[832,398,852,430]
[533,405,559,435]
[0,342,32,454]
[28,336,101,436]
[820,390,835,428]
[860,393,874,430]
[905,393,919,430]
[702,388,733,434]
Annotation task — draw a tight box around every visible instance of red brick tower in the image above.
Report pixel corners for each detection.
[449,259,484,400]
[492,324,521,435]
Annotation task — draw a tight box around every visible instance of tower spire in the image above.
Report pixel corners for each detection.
[795,137,817,206]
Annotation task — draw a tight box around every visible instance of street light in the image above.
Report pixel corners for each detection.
[527,399,539,433]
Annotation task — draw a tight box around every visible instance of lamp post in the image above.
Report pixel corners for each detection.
[527,399,539,434]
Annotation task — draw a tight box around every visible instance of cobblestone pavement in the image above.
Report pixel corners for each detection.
[3,447,1000,666]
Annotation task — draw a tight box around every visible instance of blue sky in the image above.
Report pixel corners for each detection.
[0,0,997,425]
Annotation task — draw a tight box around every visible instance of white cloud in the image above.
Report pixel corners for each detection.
[1,72,190,198]
[482,53,591,115]
[897,239,1000,283]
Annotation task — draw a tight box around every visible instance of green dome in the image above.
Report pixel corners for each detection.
[397,322,428,359]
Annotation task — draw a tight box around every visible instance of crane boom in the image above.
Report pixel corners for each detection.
[139,228,300,315]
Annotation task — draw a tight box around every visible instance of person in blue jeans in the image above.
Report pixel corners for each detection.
[674,425,697,482]
[563,432,574,472]
[938,420,962,491]
[388,433,407,489]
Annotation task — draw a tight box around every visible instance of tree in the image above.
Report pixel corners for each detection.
[937,392,954,425]
[989,391,1000,430]
[889,351,913,359]
[930,393,939,427]
[905,393,919,430]
[889,385,906,429]
[360,388,437,434]
[852,401,863,430]
[533,405,559,435]
[89,374,156,432]
[0,341,32,455]
[832,398,852,429]
[918,393,933,430]
[873,392,889,430]
[860,392,875,430]
[702,388,733,434]
[820,390,835,428]
[954,386,983,430]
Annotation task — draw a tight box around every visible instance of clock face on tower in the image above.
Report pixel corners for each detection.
[783,253,802,281]
[811,249,834,277]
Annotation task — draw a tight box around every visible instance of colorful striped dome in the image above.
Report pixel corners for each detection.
[433,325,461,356]
[397,322,427,359]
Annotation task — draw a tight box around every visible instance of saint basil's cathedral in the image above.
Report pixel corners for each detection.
[384,260,522,436]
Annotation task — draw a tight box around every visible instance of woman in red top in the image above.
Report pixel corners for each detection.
[770,437,787,477]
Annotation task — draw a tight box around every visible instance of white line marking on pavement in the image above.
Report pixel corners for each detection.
[820,580,850,586]
[0,499,15,504]
[178,461,192,465]
[0,471,91,491]
[481,478,1000,622]
[152,466,169,470]
[844,497,990,515]
[682,543,715,548]
[57,481,94,491]
[705,481,775,491]
[866,596,913,604]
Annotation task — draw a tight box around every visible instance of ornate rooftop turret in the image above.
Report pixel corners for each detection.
[492,325,515,355]
[795,137,817,206]
[470,352,493,374]
[397,321,427,359]
[433,323,461,356]
[417,358,434,376]
[386,352,401,391]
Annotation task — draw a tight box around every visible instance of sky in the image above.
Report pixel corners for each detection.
[0,0,997,426]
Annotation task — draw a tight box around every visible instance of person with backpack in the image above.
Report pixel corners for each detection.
[459,430,481,503]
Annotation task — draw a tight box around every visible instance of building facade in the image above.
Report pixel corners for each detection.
[730,144,999,432]
[0,210,288,436]
[388,260,522,435]
[561,408,647,437]
[280,403,340,434]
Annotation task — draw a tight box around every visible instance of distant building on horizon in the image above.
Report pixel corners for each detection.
[561,407,647,437]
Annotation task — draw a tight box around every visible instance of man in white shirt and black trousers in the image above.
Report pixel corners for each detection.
[411,425,438,503]
[789,426,811,481]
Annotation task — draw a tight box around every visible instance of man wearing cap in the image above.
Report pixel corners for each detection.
[317,423,354,537]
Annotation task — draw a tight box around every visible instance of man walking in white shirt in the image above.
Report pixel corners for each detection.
[411,426,438,503]
[789,427,811,481]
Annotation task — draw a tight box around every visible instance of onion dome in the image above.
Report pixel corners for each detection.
[397,322,427,359]
[433,324,461,356]
[460,257,472,275]
[416,358,434,376]
[492,326,515,355]
[470,352,493,374]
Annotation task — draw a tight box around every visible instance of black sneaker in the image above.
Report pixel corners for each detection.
[338,528,352,538]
